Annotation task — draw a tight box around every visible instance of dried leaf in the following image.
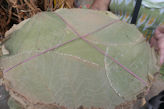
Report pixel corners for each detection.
[1,9,159,109]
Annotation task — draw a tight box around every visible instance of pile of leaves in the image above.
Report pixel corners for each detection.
[0,0,74,41]
[0,9,159,109]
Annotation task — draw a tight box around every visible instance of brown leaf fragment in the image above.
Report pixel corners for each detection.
[0,71,3,79]
[115,100,135,109]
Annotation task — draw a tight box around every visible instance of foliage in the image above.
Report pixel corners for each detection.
[1,9,159,109]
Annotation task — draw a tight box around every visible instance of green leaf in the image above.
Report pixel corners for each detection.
[1,9,159,109]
